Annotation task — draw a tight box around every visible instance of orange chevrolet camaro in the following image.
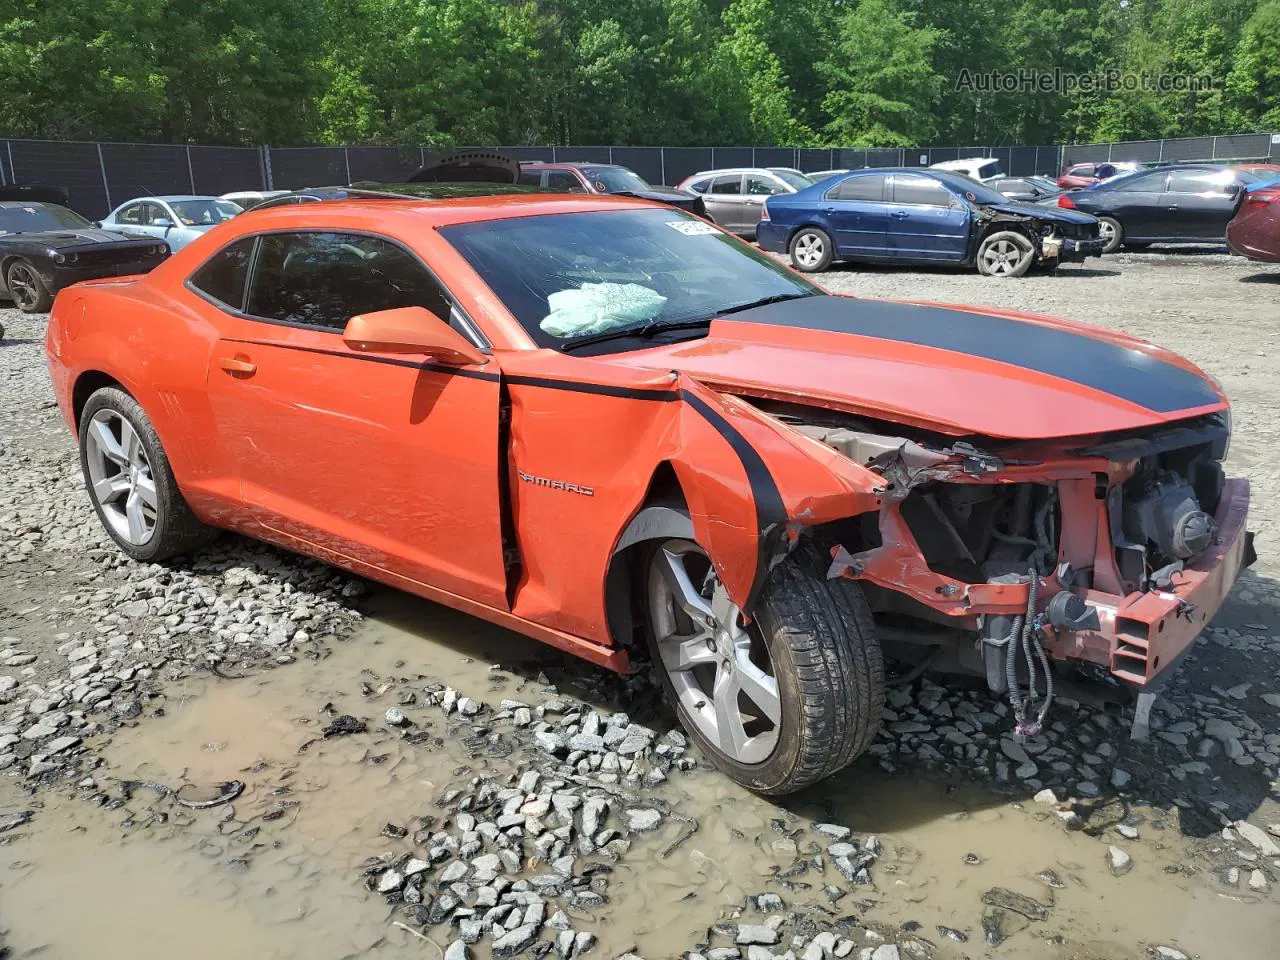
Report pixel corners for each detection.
[45,194,1252,794]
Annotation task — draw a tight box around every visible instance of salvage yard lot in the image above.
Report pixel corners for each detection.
[1,248,1280,960]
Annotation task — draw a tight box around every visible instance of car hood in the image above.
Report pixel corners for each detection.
[0,228,155,250]
[978,199,1097,225]
[611,295,1224,440]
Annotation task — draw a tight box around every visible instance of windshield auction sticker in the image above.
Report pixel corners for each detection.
[666,220,720,236]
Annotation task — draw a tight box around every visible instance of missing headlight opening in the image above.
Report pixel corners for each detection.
[753,398,1246,740]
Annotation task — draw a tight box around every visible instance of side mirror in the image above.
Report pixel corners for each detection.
[153,217,174,229]
[343,306,487,366]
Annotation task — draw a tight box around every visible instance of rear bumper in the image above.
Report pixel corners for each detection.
[755,221,789,253]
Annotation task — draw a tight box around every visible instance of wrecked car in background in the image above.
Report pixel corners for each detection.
[45,193,1251,795]
[757,168,1105,276]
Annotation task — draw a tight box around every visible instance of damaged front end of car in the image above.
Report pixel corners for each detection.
[753,399,1254,739]
[974,206,1105,266]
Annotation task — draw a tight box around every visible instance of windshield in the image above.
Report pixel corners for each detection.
[0,203,93,235]
[440,208,819,350]
[169,199,241,226]
[581,167,650,193]
[772,170,815,190]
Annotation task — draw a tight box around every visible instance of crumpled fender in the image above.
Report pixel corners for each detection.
[667,374,883,613]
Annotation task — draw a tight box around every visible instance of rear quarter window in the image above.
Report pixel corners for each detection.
[188,237,255,310]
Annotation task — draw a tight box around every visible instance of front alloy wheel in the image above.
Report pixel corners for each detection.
[85,408,158,546]
[647,540,781,764]
[644,537,885,795]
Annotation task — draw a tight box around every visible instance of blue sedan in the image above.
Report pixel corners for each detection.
[756,168,1104,277]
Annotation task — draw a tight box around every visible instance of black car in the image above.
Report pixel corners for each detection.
[992,175,1064,203]
[518,161,705,216]
[0,200,169,312]
[1058,164,1262,253]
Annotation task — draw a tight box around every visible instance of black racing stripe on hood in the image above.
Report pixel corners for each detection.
[723,295,1220,414]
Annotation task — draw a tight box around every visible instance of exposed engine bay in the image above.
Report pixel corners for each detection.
[753,398,1251,738]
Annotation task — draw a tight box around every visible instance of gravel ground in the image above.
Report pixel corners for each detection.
[2,248,1280,959]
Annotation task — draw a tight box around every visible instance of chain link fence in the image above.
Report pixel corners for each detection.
[2,134,1275,220]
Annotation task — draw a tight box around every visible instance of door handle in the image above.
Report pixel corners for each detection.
[219,356,257,375]
[892,210,910,219]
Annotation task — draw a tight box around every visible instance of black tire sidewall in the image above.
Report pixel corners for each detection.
[78,387,181,562]
[789,227,834,273]
[7,259,53,313]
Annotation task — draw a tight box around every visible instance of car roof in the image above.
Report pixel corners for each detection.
[684,168,787,178]
[234,193,657,229]
[521,161,623,169]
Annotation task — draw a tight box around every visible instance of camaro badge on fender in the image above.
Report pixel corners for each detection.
[518,470,594,496]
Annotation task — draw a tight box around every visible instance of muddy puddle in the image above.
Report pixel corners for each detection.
[0,591,1275,959]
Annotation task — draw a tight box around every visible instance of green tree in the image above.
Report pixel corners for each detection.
[1226,0,1280,131]
[819,0,942,146]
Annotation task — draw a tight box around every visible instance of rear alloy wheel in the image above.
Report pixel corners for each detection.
[789,227,834,273]
[976,231,1035,278]
[6,259,53,313]
[1097,216,1124,254]
[79,386,215,562]
[644,538,884,795]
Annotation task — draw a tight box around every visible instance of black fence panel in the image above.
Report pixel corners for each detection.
[660,147,713,185]
[754,147,796,169]
[798,148,834,172]
[101,142,193,204]
[270,147,348,188]
[347,146,423,183]
[553,145,610,163]
[1217,133,1274,160]
[610,147,663,185]
[921,146,958,166]
[501,146,555,162]
[1155,137,1211,162]
[957,146,989,159]
[189,146,264,195]
[711,147,753,169]
[834,148,866,169]
[7,139,110,219]
[1008,145,1039,176]
[1060,143,1106,165]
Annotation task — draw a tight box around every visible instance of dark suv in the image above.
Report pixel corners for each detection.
[519,162,704,215]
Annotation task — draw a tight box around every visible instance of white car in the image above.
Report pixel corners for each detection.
[219,190,291,209]
[99,195,242,252]
[929,158,1006,183]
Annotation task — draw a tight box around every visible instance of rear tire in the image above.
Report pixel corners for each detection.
[789,227,835,273]
[6,259,53,313]
[1097,216,1124,254]
[643,537,884,796]
[78,386,216,562]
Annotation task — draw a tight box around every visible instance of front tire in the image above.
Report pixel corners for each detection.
[643,538,884,795]
[789,227,834,273]
[1097,216,1124,254]
[79,386,215,562]
[976,231,1034,278]
[6,259,53,313]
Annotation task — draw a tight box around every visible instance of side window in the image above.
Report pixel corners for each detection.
[117,203,145,225]
[1166,170,1231,194]
[145,203,171,225]
[1115,172,1164,192]
[1070,164,1095,177]
[710,175,742,195]
[745,175,783,196]
[685,178,711,194]
[995,180,1018,195]
[545,171,585,193]
[828,175,885,202]
[891,175,953,206]
[519,170,543,187]
[189,237,256,310]
[245,232,452,330]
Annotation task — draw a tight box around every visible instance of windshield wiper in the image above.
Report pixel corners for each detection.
[559,318,714,352]
[715,292,816,317]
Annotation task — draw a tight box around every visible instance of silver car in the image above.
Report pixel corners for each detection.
[99,195,242,252]
[676,168,814,237]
